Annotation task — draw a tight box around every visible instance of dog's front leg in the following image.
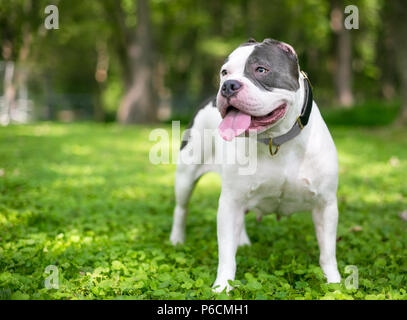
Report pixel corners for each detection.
[212,195,244,293]
[312,200,341,283]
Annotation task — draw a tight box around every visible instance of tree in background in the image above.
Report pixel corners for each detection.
[330,0,354,107]
[33,1,112,122]
[104,0,158,124]
[1,0,406,124]
[0,0,41,124]
[386,0,407,125]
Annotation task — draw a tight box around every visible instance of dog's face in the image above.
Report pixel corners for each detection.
[217,38,300,141]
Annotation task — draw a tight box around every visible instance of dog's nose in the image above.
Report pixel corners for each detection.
[221,80,242,98]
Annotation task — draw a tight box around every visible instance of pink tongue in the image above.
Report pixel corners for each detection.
[218,109,251,141]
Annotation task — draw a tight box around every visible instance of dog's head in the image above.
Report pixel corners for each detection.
[217,38,302,141]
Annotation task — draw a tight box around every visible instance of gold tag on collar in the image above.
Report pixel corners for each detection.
[269,138,280,156]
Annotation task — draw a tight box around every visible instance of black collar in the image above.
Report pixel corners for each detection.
[258,71,313,155]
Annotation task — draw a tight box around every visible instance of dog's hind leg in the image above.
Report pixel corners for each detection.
[170,163,201,245]
[238,215,251,246]
[170,100,221,245]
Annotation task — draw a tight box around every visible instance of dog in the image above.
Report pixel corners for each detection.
[170,38,341,292]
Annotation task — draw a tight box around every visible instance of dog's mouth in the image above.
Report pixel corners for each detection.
[218,103,287,141]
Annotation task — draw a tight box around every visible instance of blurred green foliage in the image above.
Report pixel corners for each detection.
[323,100,401,126]
[1,0,402,121]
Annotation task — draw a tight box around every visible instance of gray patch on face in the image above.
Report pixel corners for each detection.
[244,38,299,92]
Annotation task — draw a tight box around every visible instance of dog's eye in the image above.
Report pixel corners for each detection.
[221,70,227,76]
[256,66,269,74]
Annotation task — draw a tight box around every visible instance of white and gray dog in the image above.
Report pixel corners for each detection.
[170,38,341,292]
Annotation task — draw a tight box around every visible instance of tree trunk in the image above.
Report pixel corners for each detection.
[378,5,397,101]
[14,23,33,123]
[330,0,354,107]
[116,0,158,124]
[388,0,407,125]
[1,0,34,125]
[398,64,407,125]
[396,35,407,125]
[2,40,15,125]
[3,61,15,125]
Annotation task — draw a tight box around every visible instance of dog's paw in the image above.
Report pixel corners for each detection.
[322,265,341,283]
[326,273,341,284]
[212,281,233,294]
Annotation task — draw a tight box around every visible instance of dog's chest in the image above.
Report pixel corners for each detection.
[241,154,320,216]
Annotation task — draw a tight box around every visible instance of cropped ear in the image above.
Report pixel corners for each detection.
[277,42,297,57]
[240,37,258,47]
[263,38,298,61]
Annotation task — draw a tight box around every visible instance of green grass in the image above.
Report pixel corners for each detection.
[0,122,406,300]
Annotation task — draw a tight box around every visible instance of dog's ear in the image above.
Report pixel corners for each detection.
[263,38,298,61]
[240,38,258,47]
